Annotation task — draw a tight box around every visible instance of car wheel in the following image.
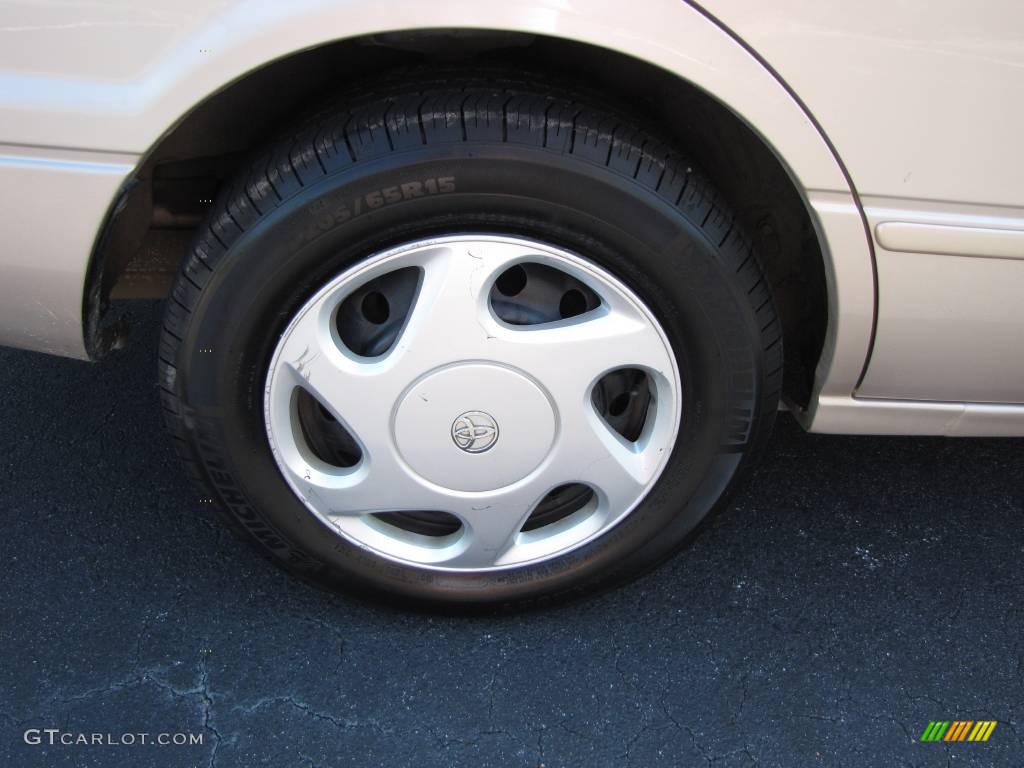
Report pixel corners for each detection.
[159,73,782,607]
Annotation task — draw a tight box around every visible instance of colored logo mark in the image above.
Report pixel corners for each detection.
[920,721,997,742]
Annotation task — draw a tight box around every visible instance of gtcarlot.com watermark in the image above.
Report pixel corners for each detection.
[24,728,203,747]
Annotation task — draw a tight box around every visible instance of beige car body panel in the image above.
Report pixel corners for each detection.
[704,0,1024,436]
[0,0,1020,435]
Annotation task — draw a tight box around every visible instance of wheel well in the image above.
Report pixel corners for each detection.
[96,29,827,407]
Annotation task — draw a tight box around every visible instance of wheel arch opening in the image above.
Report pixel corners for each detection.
[90,29,828,408]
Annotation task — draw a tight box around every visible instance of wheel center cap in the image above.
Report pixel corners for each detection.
[393,363,556,492]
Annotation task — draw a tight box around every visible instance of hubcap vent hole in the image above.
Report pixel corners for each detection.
[592,368,652,443]
[522,483,595,532]
[490,262,600,326]
[336,267,419,356]
[373,511,463,537]
[295,388,361,468]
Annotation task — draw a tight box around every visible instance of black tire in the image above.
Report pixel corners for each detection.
[159,72,782,609]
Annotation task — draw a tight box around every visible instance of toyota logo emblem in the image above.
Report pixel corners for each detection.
[451,411,499,453]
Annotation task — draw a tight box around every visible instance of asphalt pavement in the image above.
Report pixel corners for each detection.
[1,300,1022,767]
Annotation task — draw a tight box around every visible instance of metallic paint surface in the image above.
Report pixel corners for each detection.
[0,147,135,357]
[698,0,1024,209]
[856,199,1024,404]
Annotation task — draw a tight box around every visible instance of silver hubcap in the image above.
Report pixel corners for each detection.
[264,235,681,572]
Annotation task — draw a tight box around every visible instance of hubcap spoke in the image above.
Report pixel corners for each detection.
[559,401,656,513]
[389,242,511,373]
[489,302,675,404]
[267,299,403,463]
[443,480,554,567]
[294,460,420,517]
